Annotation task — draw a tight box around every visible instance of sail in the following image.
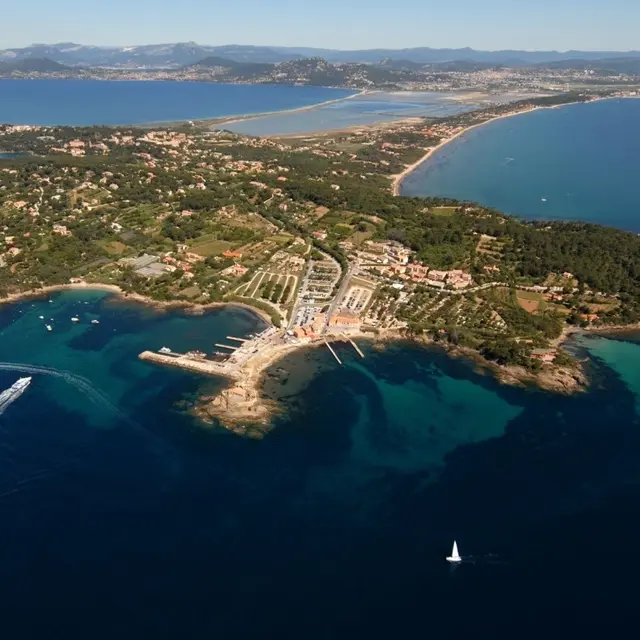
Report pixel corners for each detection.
[452,541,460,559]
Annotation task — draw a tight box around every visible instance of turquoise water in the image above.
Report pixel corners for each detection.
[401,98,640,231]
[1,290,640,637]
[0,79,354,126]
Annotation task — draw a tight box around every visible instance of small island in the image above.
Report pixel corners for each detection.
[1,90,639,434]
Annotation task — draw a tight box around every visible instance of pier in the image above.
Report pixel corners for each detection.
[324,340,343,365]
[226,336,247,343]
[215,343,238,351]
[140,351,240,380]
[349,339,365,359]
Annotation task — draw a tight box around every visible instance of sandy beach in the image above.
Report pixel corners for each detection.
[390,106,540,196]
[207,89,370,131]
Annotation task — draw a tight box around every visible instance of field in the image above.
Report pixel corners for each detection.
[236,271,299,306]
[189,238,233,257]
[430,206,458,216]
[515,289,545,313]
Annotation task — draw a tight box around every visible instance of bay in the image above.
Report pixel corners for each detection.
[1,290,640,638]
[401,98,640,231]
[0,79,354,126]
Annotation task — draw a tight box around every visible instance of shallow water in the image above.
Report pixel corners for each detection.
[0,291,639,638]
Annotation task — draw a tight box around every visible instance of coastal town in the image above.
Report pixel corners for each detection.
[1,89,640,431]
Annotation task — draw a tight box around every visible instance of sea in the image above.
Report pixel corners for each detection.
[1,289,640,639]
[401,98,640,231]
[0,79,354,126]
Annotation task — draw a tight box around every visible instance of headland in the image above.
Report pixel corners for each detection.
[1,88,640,436]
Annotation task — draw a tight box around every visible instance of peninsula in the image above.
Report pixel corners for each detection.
[1,89,639,433]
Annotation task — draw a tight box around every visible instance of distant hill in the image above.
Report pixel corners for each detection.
[189,56,410,88]
[0,57,69,73]
[2,42,640,68]
[190,57,273,78]
[534,57,640,75]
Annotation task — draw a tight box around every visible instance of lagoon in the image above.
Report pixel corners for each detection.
[0,79,354,126]
[1,290,640,638]
[223,90,533,136]
[401,98,640,232]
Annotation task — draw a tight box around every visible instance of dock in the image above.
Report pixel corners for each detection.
[215,343,238,351]
[324,340,343,365]
[226,336,247,343]
[349,339,365,359]
[140,351,240,380]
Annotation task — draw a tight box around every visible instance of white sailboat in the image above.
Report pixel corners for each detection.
[446,540,462,563]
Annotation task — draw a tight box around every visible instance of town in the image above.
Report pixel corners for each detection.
[1,88,640,426]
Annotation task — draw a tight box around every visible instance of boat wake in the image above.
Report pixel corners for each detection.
[0,362,170,503]
[0,362,132,427]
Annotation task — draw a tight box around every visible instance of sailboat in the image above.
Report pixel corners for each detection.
[446,541,462,563]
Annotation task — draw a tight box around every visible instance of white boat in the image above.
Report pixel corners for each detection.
[446,541,462,563]
[39,316,44,320]
[159,347,172,354]
[45,325,52,331]
[71,317,80,323]
[91,319,100,324]
[0,377,32,413]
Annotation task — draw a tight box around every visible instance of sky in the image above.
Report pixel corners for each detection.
[2,0,638,51]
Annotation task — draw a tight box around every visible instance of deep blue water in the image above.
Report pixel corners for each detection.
[0,79,354,126]
[402,98,640,231]
[1,290,640,638]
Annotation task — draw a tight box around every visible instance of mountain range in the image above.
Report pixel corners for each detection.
[2,42,640,68]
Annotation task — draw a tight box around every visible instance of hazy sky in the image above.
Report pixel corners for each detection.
[2,0,638,51]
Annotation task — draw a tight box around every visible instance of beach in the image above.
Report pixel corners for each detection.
[0,281,274,325]
[391,105,541,196]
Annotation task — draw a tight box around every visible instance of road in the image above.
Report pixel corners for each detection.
[323,264,354,333]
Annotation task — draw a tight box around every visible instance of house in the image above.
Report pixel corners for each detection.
[408,264,429,281]
[428,270,448,282]
[531,349,556,364]
[312,231,327,241]
[53,224,72,236]
[222,250,244,259]
[329,309,361,330]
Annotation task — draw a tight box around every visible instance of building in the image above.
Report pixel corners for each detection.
[328,309,361,330]
[408,264,429,281]
[531,349,556,364]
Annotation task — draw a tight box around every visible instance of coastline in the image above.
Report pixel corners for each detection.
[0,79,363,129]
[2,282,634,436]
[391,95,639,196]
[390,105,541,196]
[208,88,368,131]
[0,282,274,325]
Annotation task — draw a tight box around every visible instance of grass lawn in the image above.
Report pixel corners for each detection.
[102,241,128,255]
[190,239,233,257]
[515,289,544,301]
[516,289,544,313]
[430,206,458,216]
[179,285,201,299]
[350,230,374,246]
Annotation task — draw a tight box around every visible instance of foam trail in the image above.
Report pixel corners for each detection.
[0,362,133,426]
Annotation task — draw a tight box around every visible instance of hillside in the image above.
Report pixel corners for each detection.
[0,57,69,73]
[2,42,640,68]
[189,56,414,87]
